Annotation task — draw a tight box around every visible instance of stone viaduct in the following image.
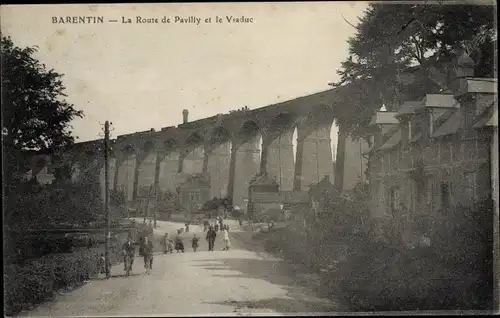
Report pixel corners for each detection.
[65,88,368,210]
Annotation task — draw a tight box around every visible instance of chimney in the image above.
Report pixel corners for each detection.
[456,51,475,78]
[451,51,476,131]
[182,109,189,124]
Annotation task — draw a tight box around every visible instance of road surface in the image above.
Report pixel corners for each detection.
[19,221,341,316]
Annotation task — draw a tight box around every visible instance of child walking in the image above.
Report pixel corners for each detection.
[192,234,199,252]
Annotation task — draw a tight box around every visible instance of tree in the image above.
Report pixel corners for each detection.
[110,188,127,207]
[332,4,496,136]
[1,37,83,184]
[2,36,83,223]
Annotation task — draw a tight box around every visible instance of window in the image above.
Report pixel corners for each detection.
[429,110,434,137]
[379,183,385,204]
[408,121,413,142]
[440,182,452,208]
[390,187,400,217]
[402,123,409,151]
[440,141,451,163]
[464,105,475,129]
[464,172,476,201]
[427,179,433,204]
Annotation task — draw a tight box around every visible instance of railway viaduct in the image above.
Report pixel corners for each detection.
[64,88,368,210]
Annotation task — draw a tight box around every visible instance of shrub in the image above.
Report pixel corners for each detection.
[321,198,494,311]
[7,182,102,231]
[4,232,131,316]
[4,249,98,316]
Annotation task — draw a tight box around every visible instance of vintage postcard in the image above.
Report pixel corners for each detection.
[1,2,498,317]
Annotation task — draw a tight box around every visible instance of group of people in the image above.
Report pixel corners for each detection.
[160,229,199,253]
[160,223,230,253]
[206,224,231,251]
[119,235,154,275]
[108,218,233,276]
[203,216,227,233]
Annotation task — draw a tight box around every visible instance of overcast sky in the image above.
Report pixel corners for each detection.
[2,2,368,149]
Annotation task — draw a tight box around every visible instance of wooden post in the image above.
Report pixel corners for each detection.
[104,121,111,279]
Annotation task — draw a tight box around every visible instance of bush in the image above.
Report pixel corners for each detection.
[4,231,131,316]
[7,182,103,231]
[4,249,98,316]
[320,198,494,311]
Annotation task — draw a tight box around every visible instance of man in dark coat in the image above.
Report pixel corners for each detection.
[206,226,217,251]
[122,236,136,272]
[175,231,185,253]
[141,236,154,274]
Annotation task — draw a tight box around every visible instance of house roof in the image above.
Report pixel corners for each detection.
[486,108,498,127]
[179,173,210,187]
[422,94,460,109]
[370,125,400,153]
[309,176,337,198]
[368,111,399,126]
[378,128,402,151]
[249,173,279,187]
[434,108,457,129]
[410,132,422,143]
[432,109,462,138]
[455,78,498,97]
[362,144,375,155]
[396,101,424,117]
[473,103,498,128]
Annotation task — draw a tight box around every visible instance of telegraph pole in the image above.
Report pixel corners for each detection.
[104,120,111,279]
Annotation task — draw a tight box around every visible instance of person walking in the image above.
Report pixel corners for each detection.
[141,236,154,274]
[219,218,224,232]
[122,235,136,273]
[222,226,231,251]
[167,238,174,253]
[175,230,185,253]
[192,234,199,252]
[161,233,169,254]
[206,226,217,251]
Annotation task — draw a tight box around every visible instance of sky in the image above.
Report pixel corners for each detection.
[1,2,369,152]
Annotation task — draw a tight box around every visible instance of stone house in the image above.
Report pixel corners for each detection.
[365,53,497,245]
[177,173,211,217]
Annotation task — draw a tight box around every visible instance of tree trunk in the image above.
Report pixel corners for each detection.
[334,124,348,192]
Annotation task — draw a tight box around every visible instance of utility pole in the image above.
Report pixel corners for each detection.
[104,120,111,279]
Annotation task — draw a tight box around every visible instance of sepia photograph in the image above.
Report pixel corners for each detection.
[1,1,498,316]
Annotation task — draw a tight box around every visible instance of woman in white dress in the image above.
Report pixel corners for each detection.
[222,226,231,251]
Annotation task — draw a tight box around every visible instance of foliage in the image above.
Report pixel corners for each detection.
[110,188,127,207]
[318,181,370,234]
[4,233,130,316]
[2,36,84,231]
[1,36,83,185]
[201,196,231,211]
[7,182,103,231]
[322,198,494,311]
[201,197,221,211]
[52,163,75,184]
[332,4,496,138]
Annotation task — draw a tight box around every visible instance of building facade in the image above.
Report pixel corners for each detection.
[177,173,211,217]
[365,53,498,245]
